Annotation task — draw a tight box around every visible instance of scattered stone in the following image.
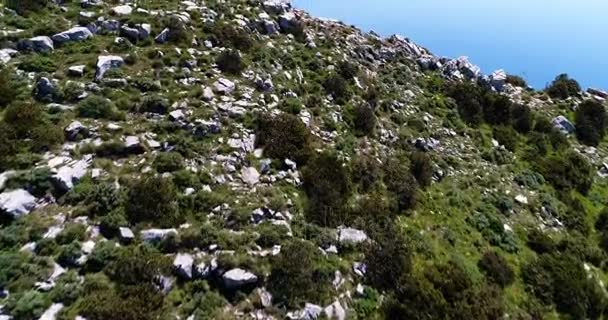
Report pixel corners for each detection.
[52,26,93,44]
[0,189,36,218]
[118,227,135,242]
[213,78,236,95]
[95,55,124,80]
[337,227,368,244]
[111,5,133,16]
[241,167,260,186]
[52,158,91,192]
[552,115,575,134]
[27,36,54,52]
[65,121,88,141]
[515,194,528,205]
[141,228,178,243]
[173,253,194,279]
[34,77,57,101]
[222,268,258,289]
[68,65,86,77]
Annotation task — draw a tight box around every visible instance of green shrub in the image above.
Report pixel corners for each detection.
[365,224,411,291]
[55,224,87,245]
[383,158,419,212]
[446,81,484,125]
[30,123,64,152]
[523,252,607,319]
[511,103,533,133]
[99,209,128,238]
[526,229,555,254]
[211,24,254,51]
[351,154,383,192]
[0,123,18,170]
[6,0,48,15]
[323,73,352,105]
[138,94,170,114]
[410,151,433,188]
[216,50,245,75]
[164,15,191,44]
[268,239,331,308]
[78,95,120,120]
[5,290,50,320]
[506,74,527,88]
[546,74,581,99]
[302,152,351,227]
[0,67,24,108]
[85,241,119,273]
[57,241,82,267]
[483,93,513,125]
[4,167,54,197]
[4,102,44,138]
[352,104,376,136]
[575,99,607,146]
[337,60,359,80]
[255,113,312,165]
[535,151,593,194]
[106,245,169,285]
[126,176,180,227]
[18,55,57,73]
[478,251,515,288]
[84,183,122,217]
[493,126,519,151]
[154,152,185,173]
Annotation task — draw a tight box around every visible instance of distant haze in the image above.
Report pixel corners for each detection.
[293,0,608,90]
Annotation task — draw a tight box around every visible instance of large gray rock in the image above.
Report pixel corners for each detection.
[111,5,133,15]
[34,77,58,101]
[263,0,291,14]
[222,268,258,289]
[52,27,93,44]
[0,189,36,218]
[490,69,507,91]
[39,303,64,320]
[100,19,121,33]
[324,301,346,320]
[588,88,608,99]
[337,227,368,244]
[120,24,151,42]
[52,158,91,191]
[241,167,260,186]
[141,228,178,243]
[155,28,170,44]
[278,12,298,31]
[27,36,54,52]
[65,121,88,141]
[118,227,135,242]
[0,170,17,191]
[95,55,124,80]
[124,135,144,153]
[173,253,194,279]
[553,115,575,134]
[0,48,18,64]
[68,65,86,77]
[213,78,236,95]
[194,258,218,279]
[287,303,323,320]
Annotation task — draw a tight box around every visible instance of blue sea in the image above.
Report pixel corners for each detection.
[293,0,608,90]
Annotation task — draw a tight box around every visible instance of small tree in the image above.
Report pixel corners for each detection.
[154,152,185,173]
[478,251,515,288]
[546,74,581,99]
[216,50,245,75]
[575,99,607,146]
[410,151,433,188]
[353,104,376,137]
[78,96,119,120]
[446,81,484,126]
[323,74,351,105]
[255,113,312,165]
[126,176,180,227]
[302,152,351,227]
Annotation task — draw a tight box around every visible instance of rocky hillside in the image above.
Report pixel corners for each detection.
[1,0,608,319]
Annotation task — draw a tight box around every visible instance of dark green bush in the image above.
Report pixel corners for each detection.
[78,96,120,120]
[478,251,515,288]
[267,239,331,308]
[302,152,351,227]
[575,99,607,146]
[126,176,180,227]
[216,49,246,75]
[57,241,82,267]
[535,151,593,194]
[526,229,556,254]
[4,102,44,138]
[30,123,64,152]
[138,94,170,114]
[55,224,87,245]
[446,81,484,125]
[0,67,24,108]
[255,113,312,165]
[18,55,57,73]
[211,24,254,51]
[493,126,519,151]
[337,60,359,80]
[323,73,352,105]
[6,0,48,15]
[0,123,18,170]
[506,74,527,88]
[365,224,411,291]
[5,290,50,320]
[383,158,419,212]
[523,252,607,319]
[352,104,376,136]
[511,103,533,134]
[410,151,433,188]
[483,93,512,125]
[85,183,122,217]
[546,74,581,99]
[106,245,169,285]
[153,152,185,173]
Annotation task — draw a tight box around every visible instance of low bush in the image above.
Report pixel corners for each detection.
[383,158,419,212]
[126,176,180,227]
[575,99,607,146]
[302,152,351,227]
[267,239,331,308]
[6,0,48,15]
[506,74,527,88]
[0,67,24,108]
[546,74,581,99]
[216,50,245,75]
[352,104,376,136]
[77,96,120,120]
[410,151,433,188]
[154,152,185,173]
[365,224,411,291]
[323,73,352,105]
[535,151,593,194]
[137,95,170,114]
[493,126,519,151]
[478,251,515,288]
[446,81,484,125]
[255,113,312,165]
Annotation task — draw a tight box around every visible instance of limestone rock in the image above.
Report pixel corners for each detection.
[0,189,36,218]
[52,27,93,44]
[222,268,258,289]
[95,55,124,80]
